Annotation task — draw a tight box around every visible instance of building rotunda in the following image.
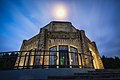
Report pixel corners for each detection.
[15,21,104,69]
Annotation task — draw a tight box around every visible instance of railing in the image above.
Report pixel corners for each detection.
[0,50,94,70]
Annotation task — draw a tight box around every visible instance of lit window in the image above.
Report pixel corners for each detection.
[49,46,57,65]
[70,46,79,67]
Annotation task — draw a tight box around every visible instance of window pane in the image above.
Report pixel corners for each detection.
[70,46,78,67]
[59,46,68,50]
[49,46,57,65]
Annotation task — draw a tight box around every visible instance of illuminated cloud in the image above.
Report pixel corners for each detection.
[0,0,120,57]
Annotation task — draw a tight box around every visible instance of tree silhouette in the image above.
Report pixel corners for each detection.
[0,53,18,70]
[101,55,120,69]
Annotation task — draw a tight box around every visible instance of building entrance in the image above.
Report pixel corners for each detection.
[59,45,69,68]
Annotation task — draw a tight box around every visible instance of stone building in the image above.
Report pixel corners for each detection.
[15,21,104,69]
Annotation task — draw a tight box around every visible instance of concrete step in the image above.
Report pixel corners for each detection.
[74,72,120,75]
[89,69,120,73]
[48,71,120,80]
[48,75,120,80]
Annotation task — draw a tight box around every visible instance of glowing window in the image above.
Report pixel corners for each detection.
[70,46,78,67]
[49,46,57,65]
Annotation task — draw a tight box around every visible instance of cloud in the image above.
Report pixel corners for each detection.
[0,0,120,57]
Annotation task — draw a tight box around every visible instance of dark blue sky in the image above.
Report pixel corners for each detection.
[0,0,120,57]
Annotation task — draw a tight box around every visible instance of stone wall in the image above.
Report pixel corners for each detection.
[15,21,104,69]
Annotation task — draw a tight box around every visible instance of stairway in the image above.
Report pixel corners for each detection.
[48,69,120,80]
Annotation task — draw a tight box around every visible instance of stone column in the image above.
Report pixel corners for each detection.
[42,29,49,68]
[79,30,92,68]
[92,42,104,69]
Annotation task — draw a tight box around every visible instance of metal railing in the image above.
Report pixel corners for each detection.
[0,50,94,70]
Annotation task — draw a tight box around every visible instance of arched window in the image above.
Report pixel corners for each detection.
[49,45,79,68]
[70,46,79,68]
[49,46,57,67]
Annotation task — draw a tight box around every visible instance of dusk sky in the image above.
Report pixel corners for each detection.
[0,0,120,57]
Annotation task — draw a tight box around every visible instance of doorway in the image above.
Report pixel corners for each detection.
[59,45,69,68]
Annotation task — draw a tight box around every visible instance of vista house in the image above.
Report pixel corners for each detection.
[15,21,104,69]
